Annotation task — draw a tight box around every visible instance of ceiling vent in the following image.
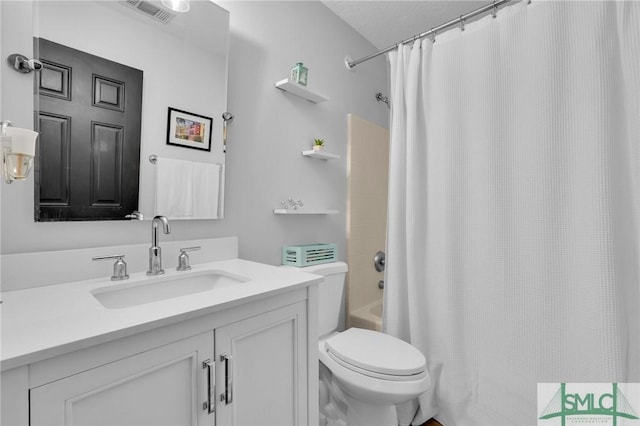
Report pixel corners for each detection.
[121,0,176,24]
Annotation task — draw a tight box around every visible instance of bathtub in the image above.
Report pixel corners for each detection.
[349,299,383,331]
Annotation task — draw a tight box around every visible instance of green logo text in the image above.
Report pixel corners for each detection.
[539,383,639,425]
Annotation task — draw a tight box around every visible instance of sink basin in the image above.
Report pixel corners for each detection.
[91,270,250,309]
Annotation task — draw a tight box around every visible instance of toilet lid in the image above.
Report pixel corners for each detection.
[325,328,426,377]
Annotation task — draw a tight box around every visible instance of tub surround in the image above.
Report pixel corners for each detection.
[350,299,383,331]
[346,115,389,329]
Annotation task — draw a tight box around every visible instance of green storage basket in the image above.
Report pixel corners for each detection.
[282,243,337,267]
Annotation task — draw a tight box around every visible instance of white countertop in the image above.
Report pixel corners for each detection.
[0,259,322,371]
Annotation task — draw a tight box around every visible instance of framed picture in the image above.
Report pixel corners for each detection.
[166,107,212,151]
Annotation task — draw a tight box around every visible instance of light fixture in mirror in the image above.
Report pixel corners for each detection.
[161,0,190,13]
[32,0,230,221]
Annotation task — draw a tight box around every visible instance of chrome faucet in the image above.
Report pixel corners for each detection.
[147,215,171,275]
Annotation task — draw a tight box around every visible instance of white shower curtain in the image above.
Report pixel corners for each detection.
[384,1,640,425]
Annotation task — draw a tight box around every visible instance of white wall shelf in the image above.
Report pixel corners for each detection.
[275,79,328,103]
[273,209,338,215]
[301,150,340,160]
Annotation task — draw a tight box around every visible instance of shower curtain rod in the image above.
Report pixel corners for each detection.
[345,0,513,69]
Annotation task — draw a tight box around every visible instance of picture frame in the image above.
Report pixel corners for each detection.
[166,107,212,151]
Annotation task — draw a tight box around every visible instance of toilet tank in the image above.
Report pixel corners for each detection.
[296,261,348,336]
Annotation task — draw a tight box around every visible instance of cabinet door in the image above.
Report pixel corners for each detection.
[30,332,214,426]
[215,302,308,426]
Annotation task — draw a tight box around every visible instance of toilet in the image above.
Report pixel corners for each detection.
[295,261,431,426]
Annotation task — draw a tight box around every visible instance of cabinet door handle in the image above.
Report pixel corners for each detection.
[202,359,215,414]
[220,353,233,405]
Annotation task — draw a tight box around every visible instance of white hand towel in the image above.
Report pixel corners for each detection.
[154,157,194,219]
[191,162,220,219]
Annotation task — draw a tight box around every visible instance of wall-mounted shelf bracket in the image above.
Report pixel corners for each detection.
[275,79,328,103]
[273,209,338,215]
[301,150,339,160]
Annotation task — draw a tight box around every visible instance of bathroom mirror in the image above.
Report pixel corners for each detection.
[32,0,229,221]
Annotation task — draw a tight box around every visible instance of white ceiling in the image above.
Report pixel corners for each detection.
[322,1,487,50]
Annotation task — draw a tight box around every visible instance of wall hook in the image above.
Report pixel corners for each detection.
[7,54,43,74]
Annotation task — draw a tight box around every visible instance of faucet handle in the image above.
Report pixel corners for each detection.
[93,254,130,281]
[177,246,201,271]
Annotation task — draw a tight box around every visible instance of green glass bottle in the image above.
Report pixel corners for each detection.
[290,62,308,86]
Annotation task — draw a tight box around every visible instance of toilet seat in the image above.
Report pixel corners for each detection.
[324,328,426,381]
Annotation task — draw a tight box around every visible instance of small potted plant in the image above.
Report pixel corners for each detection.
[313,138,325,151]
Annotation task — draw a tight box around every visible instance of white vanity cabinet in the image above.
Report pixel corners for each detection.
[30,332,214,426]
[215,302,307,425]
[3,284,318,426]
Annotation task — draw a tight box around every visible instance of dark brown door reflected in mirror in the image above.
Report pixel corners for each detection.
[36,38,143,221]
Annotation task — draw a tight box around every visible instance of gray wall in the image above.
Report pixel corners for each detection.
[0,1,388,267]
